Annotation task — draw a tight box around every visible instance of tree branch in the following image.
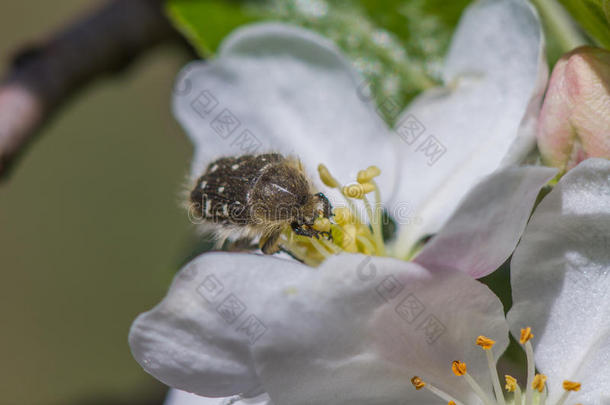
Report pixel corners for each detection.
[0,0,192,180]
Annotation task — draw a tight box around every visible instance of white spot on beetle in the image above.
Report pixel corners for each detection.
[218,186,225,193]
[231,164,239,170]
[205,200,211,216]
[210,164,218,172]
[200,181,207,189]
[222,204,229,216]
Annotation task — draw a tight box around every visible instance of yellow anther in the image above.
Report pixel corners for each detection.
[343,182,375,199]
[476,335,495,350]
[451,360,467,376]
[520,327,534,344]
[448,402,456,405]
[410,376,426,390]
[317,164,339,188]
[505,375,517,392]
[333,207,353,225]
[563,381,581,391]
[341,223,358,252]
[313,217,331,233]
[357,166,381,183]
[532,374,547,392]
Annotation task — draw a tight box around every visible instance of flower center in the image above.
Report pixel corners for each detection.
[279,163,386,266]
[410,327,583,405]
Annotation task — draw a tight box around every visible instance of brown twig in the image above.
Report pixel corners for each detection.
[0,0,193,180]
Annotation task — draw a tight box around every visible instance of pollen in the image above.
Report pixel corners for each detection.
[342,182,375,199]
[333,207,353,225]
[340,223,358,252]
[411,376,426,390]
[317,164,339,188]
[505,375,517,392]
[476,335,495,350]
[283,162,387,264]
[313,217,331,233]
[532,374,547,392]
[356,165,381,183]
[519,327,534,344]
[410,328,588,405]
[563,380,581,391]
[451,360,467,376]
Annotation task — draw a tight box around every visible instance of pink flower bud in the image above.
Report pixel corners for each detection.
[537,46,610,171]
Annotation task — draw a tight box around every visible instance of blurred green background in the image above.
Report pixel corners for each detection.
[0,1,194,403]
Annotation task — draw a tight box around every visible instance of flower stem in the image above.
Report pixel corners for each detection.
[531,0,587,53]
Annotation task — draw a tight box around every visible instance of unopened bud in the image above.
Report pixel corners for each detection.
[538,46,610,172]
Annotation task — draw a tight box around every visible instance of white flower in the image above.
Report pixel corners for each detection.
[128,0,558,403]
[172,0,547,259]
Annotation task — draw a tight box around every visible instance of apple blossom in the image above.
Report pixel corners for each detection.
[129,0,558,403]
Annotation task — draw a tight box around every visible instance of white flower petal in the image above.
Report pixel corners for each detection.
[165,389,273,405]
[507,158,610,404]
[254,254,508,405]
[131,252,508,404]
[129,256,270,397]
[164,390,219,405]
[173,23,398,202]
[392,0,547,258]
[414,166,556,278]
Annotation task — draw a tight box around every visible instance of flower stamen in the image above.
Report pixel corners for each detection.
[452,361,495,405]
[505,375,523,405]
[563,381,581,391]
[313,217,331,233]
[317,164,362,223]
[308,237,332,259]
[410,376,463,405]
[477,336,506,405]
[555,381,581,405]
[356,166,381,184]
[333,207,353,226]
[318,164,386,256]
[520,327,534,344]
[283,163,391,264]
[533,374,548,405]
[532,374,547,393]
[362,193,385,255]
[520,327,536,405]
[476,335,496,350]
[318,164,340,188]
[413,329,586,405]
[343,183,376,199]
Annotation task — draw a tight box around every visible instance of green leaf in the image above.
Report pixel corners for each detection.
[558,0,610,48]
[166,0,260,56]
[165,0,472,124]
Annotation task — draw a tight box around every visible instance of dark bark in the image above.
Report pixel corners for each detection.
[0,0,194,180]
